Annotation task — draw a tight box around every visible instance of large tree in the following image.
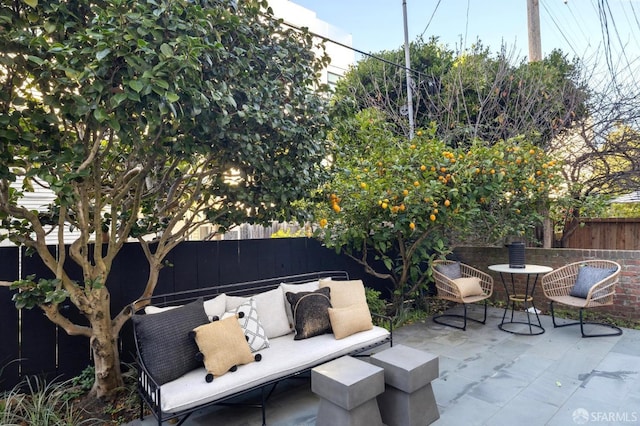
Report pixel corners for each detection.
[332,37,588,148]
[0,0,329,397]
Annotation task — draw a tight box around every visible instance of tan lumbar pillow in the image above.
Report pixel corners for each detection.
[328,304,373,339]
[191,314,260,382]
[452,277,485,297]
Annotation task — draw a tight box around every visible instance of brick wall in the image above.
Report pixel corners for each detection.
[452,246,640,320]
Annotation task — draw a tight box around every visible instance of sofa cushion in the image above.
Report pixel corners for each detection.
[435,262,462,280]
[203,293,227,321]
[570,266,617,298]
[452,277,485,297]
[192,315,255,378]
[229,299,269,352]
[132,298,209,385]
[144,304,179,315]
[251,287,291,338]
[319,279,367,309]
[158,325,391,413]
[226,295,250,311]
[328,304,373,339]
[285,287,332,340]
[280,280,320,330]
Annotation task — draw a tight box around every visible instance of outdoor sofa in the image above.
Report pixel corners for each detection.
[130,270,392,426]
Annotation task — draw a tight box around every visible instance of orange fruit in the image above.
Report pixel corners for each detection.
[332,204,341,213]
[420,165,427,171]
[360,182,367,189]
[429,214,436,221]
[413,181,420,187]
[444,199,451,207]
[319,218,328,228]
[381,202,388,209]
[409,222,415,230]
[402,189,409,196]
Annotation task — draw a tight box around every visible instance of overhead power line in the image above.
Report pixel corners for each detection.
[278,18,432,81]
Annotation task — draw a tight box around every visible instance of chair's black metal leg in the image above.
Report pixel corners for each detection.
[481,299,488,324]
[550,301,559,327]
[579,309,623,338]
[551,302,622,337]
[433,302,487,330]
[463,303,468,330]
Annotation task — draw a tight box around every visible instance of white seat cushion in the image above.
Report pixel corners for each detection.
[158,325,390,413]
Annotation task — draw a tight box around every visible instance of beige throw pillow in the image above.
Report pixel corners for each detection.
[319,279,367,309]
[328,304,373,339]
[192,315,255,380]
[452,277,485,297]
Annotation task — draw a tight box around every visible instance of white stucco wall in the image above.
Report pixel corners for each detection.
[267,0,355,86]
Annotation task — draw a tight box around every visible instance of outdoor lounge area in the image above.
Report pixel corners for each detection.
[127,306,640,426]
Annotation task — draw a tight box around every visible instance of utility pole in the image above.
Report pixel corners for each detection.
[402,0,415,140]
[527,0,552,248]
[527,0,542,62]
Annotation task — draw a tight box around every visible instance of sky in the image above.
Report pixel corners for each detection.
[292,0,640,73]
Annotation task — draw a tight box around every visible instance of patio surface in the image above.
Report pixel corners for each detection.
[127,306,640,426]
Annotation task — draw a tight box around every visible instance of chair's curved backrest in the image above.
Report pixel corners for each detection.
[542,260,620,306]
[431,260,493,302]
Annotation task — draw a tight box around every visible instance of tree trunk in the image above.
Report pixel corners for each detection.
[88,295,124,398]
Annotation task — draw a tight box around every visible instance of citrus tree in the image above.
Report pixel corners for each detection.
[0,0,329,397]
[314,108,562,307]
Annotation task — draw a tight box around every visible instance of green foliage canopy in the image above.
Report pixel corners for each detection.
[332,37,588,147]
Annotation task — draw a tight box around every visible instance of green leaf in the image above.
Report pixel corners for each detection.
[27,55,45,65]
[165,92,179,103]
[22,0,37,7]
[96,48,111,60]
[128,80,144,93]
[160,43,173,57]
[93,108,108,122]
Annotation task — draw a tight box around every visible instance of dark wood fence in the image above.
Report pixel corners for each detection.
[562,218,640,249]
[0,238,389,392]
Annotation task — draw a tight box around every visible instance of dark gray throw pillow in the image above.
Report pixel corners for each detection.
[132,298,209,385]
[435,262,462,280]
[569,266,617,299]
[286,287,332,340]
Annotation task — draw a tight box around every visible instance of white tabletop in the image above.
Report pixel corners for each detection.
[488,264,553,274]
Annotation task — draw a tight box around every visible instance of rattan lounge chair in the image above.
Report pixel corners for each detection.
[431,260,494,330]
[541,260,622,338]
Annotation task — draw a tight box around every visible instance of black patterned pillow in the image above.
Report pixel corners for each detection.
[132,298,209,385]
[285,287,332,340]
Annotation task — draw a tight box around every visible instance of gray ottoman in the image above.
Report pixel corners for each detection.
[311,355,385,426]
[370,344,440,426]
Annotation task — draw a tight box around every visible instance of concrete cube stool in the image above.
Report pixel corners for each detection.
[370,344,440,426]
[311,355,385,426]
